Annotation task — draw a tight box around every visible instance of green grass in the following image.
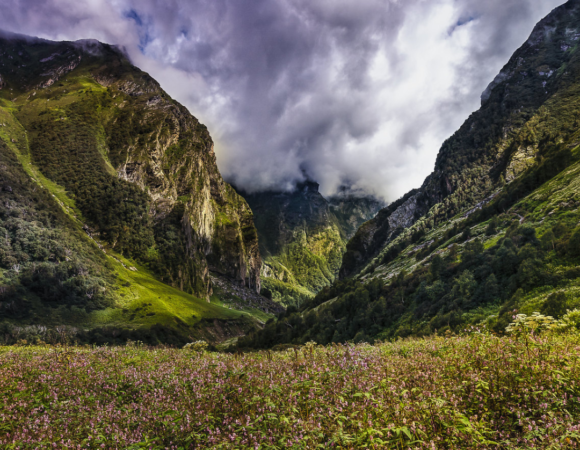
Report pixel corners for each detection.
[0,102,86,222]
[90,255,244,328]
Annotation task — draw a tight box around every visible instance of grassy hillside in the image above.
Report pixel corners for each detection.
[240,145,580,347]
[0,99,261,342]
[3,330,580,448]
[0,36,272,343]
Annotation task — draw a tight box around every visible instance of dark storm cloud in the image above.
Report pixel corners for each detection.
[0,0,566,200]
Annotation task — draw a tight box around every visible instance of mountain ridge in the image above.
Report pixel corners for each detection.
[239,0,580,348]
[236,181,382,307]
[0,32,270,343]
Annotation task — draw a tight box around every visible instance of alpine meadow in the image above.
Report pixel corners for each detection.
[4,0,580,448]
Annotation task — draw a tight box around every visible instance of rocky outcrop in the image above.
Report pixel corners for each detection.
[327,192,383,239]
[340,189,426,279]
[39,55,82,88]
[211,274,284,316]
[238,181,381,305]
[86,51,262,297]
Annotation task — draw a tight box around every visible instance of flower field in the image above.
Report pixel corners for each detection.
[2,333,580,449]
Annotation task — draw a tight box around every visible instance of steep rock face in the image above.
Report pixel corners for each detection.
[98,66,262,295]
[340,190,425,278]
[327,192,383,240]
[340,0,580,279]
[0,32,261,299]
[239,181,381,306]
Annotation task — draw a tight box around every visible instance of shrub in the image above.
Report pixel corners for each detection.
[183,340,209,352]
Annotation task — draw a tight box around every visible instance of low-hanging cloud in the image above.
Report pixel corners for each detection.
[0,0,566,200]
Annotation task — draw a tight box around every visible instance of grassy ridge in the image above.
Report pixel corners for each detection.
[2,331,580,448]
[0,89,260,335]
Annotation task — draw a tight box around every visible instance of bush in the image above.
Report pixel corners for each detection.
[183,340,209,352]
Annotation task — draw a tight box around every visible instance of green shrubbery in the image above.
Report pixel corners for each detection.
[0,137,114,314]
[241,221,580,348]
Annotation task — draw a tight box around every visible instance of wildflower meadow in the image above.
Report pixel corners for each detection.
[2,329,580,449]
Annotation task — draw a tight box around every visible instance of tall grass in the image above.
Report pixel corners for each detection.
[1,331,580,448]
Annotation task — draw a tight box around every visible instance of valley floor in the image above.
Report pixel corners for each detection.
[2,331,580,448]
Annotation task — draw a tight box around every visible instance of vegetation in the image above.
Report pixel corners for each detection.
[239,1,580,348]
[0,34,270,341]
[3,329,580,448]
[241,182,380,307]
[242,165,580,347]
[0,128,115,315]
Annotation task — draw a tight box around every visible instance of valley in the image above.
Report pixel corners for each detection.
[3,1,580,448]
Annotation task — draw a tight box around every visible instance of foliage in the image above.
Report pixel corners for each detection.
[505,312,560,335]
[183,340,209,352]
[26,96,155,260]
[241,222,569,347]
[3,333,580,448]
[0,135,114,313]
[241,183,349,307]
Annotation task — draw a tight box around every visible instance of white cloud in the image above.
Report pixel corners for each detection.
[0,0,566,200]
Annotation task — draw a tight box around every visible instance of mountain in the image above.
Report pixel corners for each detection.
[0,32,273,344]
[238,182,381,307]
[327,189,385,240]
[240,0,580,348]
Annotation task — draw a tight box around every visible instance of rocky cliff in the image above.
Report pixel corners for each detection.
[0,32,261,301]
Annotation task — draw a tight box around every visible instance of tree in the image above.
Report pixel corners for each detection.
[461,227,472,242]
[540,228,556,251]
[541,292,567,319]
[483,274,499,303]
[486,216,499,236]
[430,254,443,280]
[451,270,476,305]
[568,227,580,258]
[446,244,459,263]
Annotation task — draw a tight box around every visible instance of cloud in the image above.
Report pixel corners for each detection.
[0,0,566,200]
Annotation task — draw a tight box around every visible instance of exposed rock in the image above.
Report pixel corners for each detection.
[0,34,262,300]
[481,71,511,104]
[211,273,284,315]
[388,193,419,230]
[39,55,81,89]
[505,145,537,182]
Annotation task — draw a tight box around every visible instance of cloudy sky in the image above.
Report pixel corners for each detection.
[0,0,566,200]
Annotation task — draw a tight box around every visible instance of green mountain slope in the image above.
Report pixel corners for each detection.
[0,32,273,343]
[239,0,580,348]
[238,181,381,307]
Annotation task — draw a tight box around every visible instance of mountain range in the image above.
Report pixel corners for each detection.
[5,1,580,348]
[240,0,580,348]
[0,31,378,345]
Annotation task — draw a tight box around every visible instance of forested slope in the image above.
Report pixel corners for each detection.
[239,181,381,308]
[240,0,580,348]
